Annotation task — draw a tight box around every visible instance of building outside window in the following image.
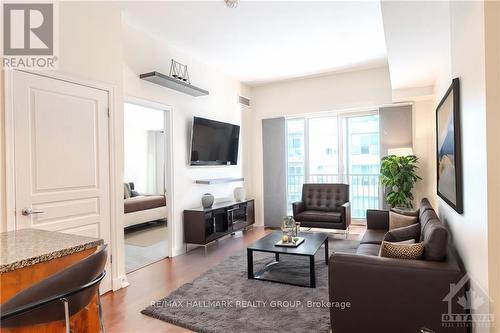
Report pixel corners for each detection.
[286,113,380,219]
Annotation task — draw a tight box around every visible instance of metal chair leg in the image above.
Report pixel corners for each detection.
[62,298,71,333]
[97,291,105,333]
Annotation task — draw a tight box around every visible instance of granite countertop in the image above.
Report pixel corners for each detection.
[0,229,104,273]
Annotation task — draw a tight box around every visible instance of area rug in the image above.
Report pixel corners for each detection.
[142,237,359,333]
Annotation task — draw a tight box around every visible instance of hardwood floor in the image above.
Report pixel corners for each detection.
[101,225,365,332]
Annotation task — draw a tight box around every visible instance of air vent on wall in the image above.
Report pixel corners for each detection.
[238,95,250,106]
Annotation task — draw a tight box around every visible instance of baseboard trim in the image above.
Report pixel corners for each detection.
[112,274,130,291]
[172,246,186,257]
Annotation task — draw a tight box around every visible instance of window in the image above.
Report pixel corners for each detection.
[286,113,380,218]
[286,119,305,210]
[308,117,339,175]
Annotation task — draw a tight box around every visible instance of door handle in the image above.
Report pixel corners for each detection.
[21,208,45,216]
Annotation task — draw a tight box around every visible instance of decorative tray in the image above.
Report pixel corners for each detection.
[275,237,305,248]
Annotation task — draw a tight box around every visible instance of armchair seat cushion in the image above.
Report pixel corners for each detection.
[360,229,386,245]
[295,210,341,223]
[356,243,381,256]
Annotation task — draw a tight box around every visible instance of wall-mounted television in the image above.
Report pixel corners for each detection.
[189,117,240,166]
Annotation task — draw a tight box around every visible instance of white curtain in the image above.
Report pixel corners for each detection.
[146,130,165,195]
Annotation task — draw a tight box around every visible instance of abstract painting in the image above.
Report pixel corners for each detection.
[436,78,463,214]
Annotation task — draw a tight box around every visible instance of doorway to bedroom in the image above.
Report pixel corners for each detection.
[123,100,172,273]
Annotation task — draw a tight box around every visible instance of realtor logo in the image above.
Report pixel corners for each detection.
[2,2,58,68]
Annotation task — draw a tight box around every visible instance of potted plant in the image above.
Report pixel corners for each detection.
[380,155,422,208]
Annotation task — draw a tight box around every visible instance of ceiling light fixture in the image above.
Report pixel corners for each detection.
[225,0,239,8]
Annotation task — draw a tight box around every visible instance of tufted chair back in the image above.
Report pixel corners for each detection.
[302,183,349,212]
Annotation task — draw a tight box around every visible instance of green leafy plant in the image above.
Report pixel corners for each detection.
[380,155,422,208]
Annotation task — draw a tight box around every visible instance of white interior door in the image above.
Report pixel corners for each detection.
[12,70,112,292]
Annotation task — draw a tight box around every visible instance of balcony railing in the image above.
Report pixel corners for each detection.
[287,173,380,220]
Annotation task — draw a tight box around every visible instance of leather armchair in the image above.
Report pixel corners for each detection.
[292,184,351,236]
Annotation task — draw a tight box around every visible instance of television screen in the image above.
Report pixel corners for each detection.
[190,117,240,165]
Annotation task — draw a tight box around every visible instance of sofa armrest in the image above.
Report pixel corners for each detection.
[340,202,351,228]
[366,209,389,230]
[328,253,465,333]
[292,201,305,217]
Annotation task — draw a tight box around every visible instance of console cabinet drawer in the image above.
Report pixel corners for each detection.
[184,199,255,246]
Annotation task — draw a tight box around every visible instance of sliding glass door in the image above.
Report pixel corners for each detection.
[344,115,380,218]
[286,112,380,219]
[308,116,341,183]
[286,119,305,207]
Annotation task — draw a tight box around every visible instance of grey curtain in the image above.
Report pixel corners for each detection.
[262,117,287,228]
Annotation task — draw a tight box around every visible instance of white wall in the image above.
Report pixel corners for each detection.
[433,1,490,319]
[124,103,165,194]
[122,23,250,256]
[1,70,6,231]
[250,67,392,225]
[485,1,500,330]
[412,99,437,208]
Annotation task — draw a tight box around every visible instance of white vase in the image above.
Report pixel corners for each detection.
[233,187,246,202]
[201,193,214,208]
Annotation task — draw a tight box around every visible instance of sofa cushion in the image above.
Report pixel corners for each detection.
[379,241,424,260]
[360,229,386,245]
[419,209,439,237]
[384,223,421,243]
[390,207,419,217]
[419,198,435,219]
[389,211,418,230]
[421,219,448,261]
[302,184,348,212]
[356,243,381,256]
[295,210,341,223]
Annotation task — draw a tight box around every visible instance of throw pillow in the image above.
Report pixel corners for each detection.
[124,183,131,199]
[391,207,419,217]
[379,241,424,260]
[389,211,418,230]
[384,223,421,243]
[393,239,415,244]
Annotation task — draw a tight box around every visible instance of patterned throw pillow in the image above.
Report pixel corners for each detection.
[389,211,418,230]
[379,241,424,260]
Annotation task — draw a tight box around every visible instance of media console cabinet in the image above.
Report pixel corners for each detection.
[184,199,255,252]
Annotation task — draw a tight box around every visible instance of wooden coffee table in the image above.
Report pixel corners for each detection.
[247,231,329,288]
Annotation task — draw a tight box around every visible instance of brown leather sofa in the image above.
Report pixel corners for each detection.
[328,199,467,333]
[292,184,351,235]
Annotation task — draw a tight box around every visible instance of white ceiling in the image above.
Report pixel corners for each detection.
[381,1,451,90]
[122,1,388,86]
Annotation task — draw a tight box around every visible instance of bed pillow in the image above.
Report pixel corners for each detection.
[124,183,131,199]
